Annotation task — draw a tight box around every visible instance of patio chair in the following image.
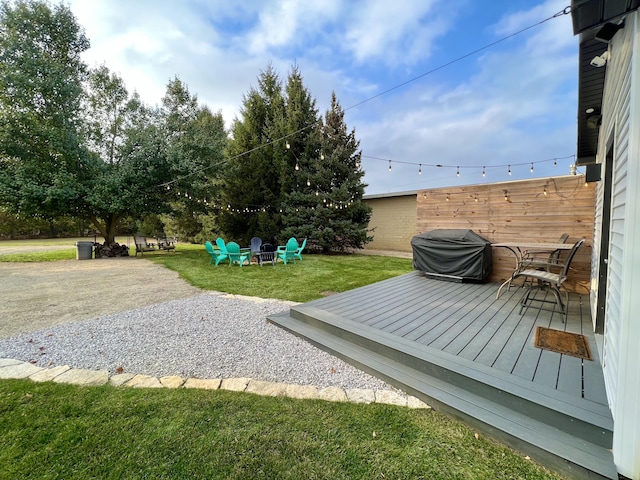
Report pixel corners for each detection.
[516,238,585,319]
[276,237,298,265]
[250,237,262,259]
[156,235,176,252]
[519,233,570,271]
[258,243,276,266]
[226,241,250,267]
[293,237,307,262]
[133,234,156,256]
[205,241,228,266]
[215,237,228,256]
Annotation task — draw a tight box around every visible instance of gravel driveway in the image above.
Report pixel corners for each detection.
[0,255,393,391]
[0,257,200,338]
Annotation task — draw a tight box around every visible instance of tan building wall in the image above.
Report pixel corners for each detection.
[363,193,417,252]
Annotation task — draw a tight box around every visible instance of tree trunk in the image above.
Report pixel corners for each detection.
[90,214,120,245]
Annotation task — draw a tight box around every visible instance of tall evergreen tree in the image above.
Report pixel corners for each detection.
[220,65,285,244]
[282,92,372,252]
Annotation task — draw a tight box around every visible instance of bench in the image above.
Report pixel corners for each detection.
[156,235,176,252]
[133,235,157,256]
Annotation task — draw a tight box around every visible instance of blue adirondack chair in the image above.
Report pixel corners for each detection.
[276,237,299,265]
[250,237,262,259]
[226,241,250,267]
[205,241,228,266]
[294,237,307,261]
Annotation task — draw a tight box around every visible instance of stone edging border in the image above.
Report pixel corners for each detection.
[0,358,431,409]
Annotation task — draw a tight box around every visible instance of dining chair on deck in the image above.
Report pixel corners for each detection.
[515,238,585,320]
[518,233,570,272]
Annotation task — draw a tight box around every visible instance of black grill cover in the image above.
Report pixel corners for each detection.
[411,229,492,281]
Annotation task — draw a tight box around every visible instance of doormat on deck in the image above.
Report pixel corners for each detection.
[534,326,593,360]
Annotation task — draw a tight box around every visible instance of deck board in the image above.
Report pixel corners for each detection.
[306,271,608,407]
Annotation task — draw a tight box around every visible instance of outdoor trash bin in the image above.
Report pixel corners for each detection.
[411,229,492,282]
[75,241,94,260]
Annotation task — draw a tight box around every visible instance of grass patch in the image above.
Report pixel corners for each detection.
[0,379,561,480]
[0,249,76,262]
[149,244,413,302]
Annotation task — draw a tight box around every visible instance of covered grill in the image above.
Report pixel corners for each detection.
[411,229,492,282]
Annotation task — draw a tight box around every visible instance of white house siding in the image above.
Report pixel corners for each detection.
[595,11,640,478]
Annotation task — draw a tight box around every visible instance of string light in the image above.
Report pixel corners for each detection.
[360,154,575,180]
[446,194,450,202]
[474,194,478,202]
[306,178,311,186]
[320,152,324,160]
[543,185,547,195]
[554,158,557,166]
[504,192,509,201]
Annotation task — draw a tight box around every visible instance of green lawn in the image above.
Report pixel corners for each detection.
[149,244,413,302]
[0,379,561,480]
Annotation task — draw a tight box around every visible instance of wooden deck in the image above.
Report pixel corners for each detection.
[268,271,617,480]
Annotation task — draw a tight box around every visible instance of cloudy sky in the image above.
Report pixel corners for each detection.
[66,0,579,195]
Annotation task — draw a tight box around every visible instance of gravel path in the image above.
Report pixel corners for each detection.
[0,257,393,391]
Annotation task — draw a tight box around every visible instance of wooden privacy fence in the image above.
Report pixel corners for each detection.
[417,175,595,294]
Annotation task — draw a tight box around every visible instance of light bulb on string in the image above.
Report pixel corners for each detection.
[530,163,534,173]
[295,162,299,171]
[553,158,557,166]
[456,166,460,177]
[446,194,450,202]
[418,164,422,175]
[543,185,547,195]
[388,160,392,172]
[482,166,486,177]
[320,152,324,160]
[474,194,478,202]
[306,178,311,186]
[508,165,512,175]
[286,142,290,150]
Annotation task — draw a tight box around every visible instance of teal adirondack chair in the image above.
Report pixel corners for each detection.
[294,237,307,261]
[226,241,250,267]
[276,237,299,265]
[205,241,228,266]
[215,237,230,258]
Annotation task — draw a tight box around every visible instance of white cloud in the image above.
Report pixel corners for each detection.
[343,0,449,66]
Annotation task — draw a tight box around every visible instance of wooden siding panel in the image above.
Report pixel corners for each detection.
[416,175,595,294]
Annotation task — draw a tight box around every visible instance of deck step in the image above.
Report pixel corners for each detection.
[268,309,618,480]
